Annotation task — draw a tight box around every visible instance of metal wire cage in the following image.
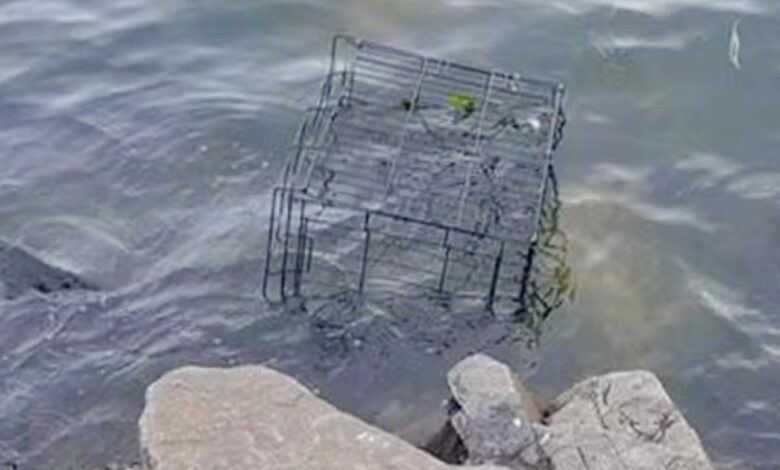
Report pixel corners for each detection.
[263,35,566,314]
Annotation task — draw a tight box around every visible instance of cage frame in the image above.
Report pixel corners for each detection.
[263,35,566,313]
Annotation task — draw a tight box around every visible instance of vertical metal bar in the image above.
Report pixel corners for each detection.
[518,83,564,304]
[288,35,343,188]
[357,212,372,294]
[487,242,505,309]
[456,162,474,226]
[438,229,451,293]
[346,38,358,107]
[306,238,314,272]
[297,36,355,191]
[303,219,313,272]
[281,118,308,190]
[518,241,537,308]
[532,83,564,239]
[547,163,561,202]
[262,187,280,299]
[386,58,429,193]
[279,189,295,299]
[528,83,565,245]
[321,35,345,112]
[293,200,307,296]
[456,71,496,225]
[302,110,341,190]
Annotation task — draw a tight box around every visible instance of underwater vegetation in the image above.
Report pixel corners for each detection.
[518,165,576,338]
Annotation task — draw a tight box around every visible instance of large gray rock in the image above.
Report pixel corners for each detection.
[139,365,509,470]
[446,354,547,469]
[539,370,714,470]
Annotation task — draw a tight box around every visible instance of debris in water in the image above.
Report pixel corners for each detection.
[729,19,741,70]
[524,117,542,132]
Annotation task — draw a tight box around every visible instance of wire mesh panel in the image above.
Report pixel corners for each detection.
[263,35,566,314]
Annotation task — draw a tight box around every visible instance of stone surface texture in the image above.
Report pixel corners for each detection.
[539,370,714,470]
[139,365,509,470]
[446,354,546,469]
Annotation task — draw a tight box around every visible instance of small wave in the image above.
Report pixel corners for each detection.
[543,0,769,16]
[591,31,702,52]
[726,172,780,202]
[569,190,717,231]
[0,1,99,25]
[683,264,780,364]
[567,162,717,232]
[582,112,614,125]
[676,152,741,179]
[729,19,742,70]
[14,217,133,286]
[675,152,742,190]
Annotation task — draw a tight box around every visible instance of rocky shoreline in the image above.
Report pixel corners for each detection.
[117,354,713,470]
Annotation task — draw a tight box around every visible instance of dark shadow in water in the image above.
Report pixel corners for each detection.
[0,241,95,301]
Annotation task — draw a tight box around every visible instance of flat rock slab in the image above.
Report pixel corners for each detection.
[540,370,713,470]
[140,365,509,470]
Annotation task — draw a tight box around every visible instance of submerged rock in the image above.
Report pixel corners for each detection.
[446,354,547,469]
[139,365,510,470]
[540,370,713,470]
[0,240,93,300]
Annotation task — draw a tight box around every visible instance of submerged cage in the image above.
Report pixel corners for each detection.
[263,35,566,314]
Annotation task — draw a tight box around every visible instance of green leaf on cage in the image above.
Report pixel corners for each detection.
[447,93,477,117]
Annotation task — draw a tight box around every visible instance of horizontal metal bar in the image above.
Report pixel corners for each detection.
[352,58,553,108]
[308,146,544,186]
[352,42,561,92]
[305,223,505,258]
[306,156,544,195]
[329,116,549,161]
[344,88,553,136]
[301,180,538,218]
[275,187,511,241]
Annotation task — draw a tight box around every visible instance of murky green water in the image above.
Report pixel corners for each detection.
[1,1,780,468]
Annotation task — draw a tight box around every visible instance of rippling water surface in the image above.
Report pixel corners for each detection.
[2,1,780,468]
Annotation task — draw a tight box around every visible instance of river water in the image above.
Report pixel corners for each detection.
[2,1,780,469]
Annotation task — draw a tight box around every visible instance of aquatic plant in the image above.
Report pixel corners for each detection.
[518,165,576,336]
